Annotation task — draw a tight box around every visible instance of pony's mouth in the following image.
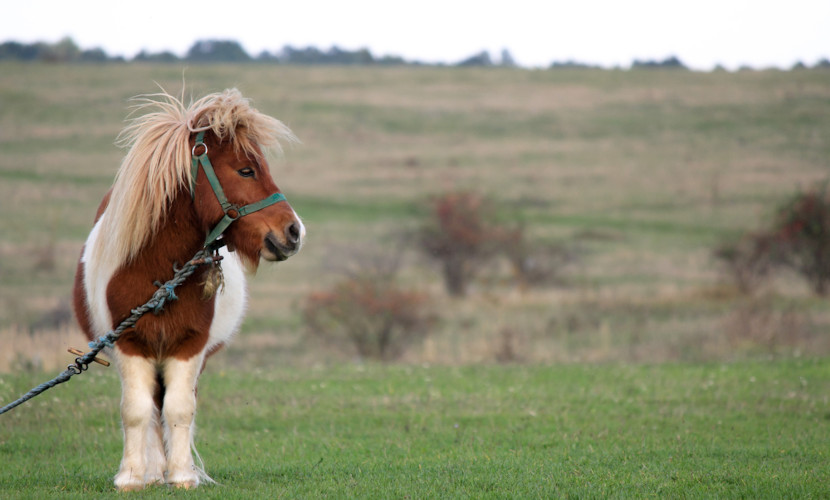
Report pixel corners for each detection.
[262,232,293,262]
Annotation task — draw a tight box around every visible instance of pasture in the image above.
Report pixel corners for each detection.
[0,63,829,496]
[1,63,829,367]
[2,361,829,498]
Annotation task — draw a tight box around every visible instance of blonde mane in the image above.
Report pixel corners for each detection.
[93,88,296,265]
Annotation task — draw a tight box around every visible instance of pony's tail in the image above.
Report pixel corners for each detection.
[190,425,218,486]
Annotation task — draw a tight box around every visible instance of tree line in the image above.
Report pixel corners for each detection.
[2,37,829,70]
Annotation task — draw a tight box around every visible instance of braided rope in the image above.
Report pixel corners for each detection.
[0,248,221,416]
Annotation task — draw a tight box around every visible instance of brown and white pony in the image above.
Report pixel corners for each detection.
[72,89,304,490]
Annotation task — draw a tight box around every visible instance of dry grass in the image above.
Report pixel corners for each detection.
[0,324,88,372]
[1,63,829,370]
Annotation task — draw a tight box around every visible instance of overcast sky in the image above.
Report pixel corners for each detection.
[3,1,829,70]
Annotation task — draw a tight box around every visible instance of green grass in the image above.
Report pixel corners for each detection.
[1,360,828,498]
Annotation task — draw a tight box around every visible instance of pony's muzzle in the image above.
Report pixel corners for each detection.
[262,221,304,262]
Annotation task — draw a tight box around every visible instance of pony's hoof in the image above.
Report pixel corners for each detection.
[171,480,198,490]
[167,471,199,490]
[114,472,145,492]
[115,481,145,492]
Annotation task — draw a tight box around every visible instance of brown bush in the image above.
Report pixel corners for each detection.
[713,232,777,294]
[722,297,811,353]
[713,182,830,297]
[502,232,577,291]
[302,277,434,361]
[771,183,830,295]
[416,191,575,295]
[416,191,502,297]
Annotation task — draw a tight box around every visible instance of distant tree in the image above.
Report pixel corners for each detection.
[186,40,251,62]
[42,37,81,62]
[0,41,41,60]
[377,54,406,65]
[632,55,687,70]
[457,50,493,67]
[79,48,109,63]
[280,45,325,64]
[134,50,180,63]
[549,60,600,70]
[815,58,830,69]
[256,50,280,62]
[500,48,516,67]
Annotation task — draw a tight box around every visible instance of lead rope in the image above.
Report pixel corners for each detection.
[0,248,223,416]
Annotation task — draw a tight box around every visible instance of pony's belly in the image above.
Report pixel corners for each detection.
[207,247,248,350]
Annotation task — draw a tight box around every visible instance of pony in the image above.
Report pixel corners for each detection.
[71,88,304,490]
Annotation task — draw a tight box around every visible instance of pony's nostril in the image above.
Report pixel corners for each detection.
[286,222,300,245]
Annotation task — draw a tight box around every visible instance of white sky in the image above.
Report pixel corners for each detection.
[2,1,829,70]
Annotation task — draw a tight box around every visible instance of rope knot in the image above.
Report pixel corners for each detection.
[88,336,115,350]
[151,281,180,314]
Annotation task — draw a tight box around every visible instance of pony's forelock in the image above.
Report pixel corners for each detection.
[94,88,296,266]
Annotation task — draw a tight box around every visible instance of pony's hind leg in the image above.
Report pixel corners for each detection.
[113,352,158,491]
[162,354,206,489]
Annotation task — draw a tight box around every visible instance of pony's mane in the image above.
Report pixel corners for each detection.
[94,88,296,265]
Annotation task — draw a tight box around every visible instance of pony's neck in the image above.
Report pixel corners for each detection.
[139,192,206,269]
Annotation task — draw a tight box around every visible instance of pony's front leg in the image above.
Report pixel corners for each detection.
[113,352,157,491]
[162,355,206,489]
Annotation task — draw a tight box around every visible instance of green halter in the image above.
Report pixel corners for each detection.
[190,130,287,250]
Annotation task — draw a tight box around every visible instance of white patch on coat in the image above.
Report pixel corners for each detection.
[81,214,117,339]
[207,246,248,351]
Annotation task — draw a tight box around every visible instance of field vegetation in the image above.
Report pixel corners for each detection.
[2,361,830,498]
[1,63,828,368]
[0,62,829,496]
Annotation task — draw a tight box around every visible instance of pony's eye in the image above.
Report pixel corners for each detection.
[237,167,256,178]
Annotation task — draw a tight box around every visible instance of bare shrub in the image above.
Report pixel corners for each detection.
[771,183,830,296]
[416,191,572,296]
[494,327,523,363]
[303,277,434,361]
[501,229,577,291]
[416,191,502,297]
[713,232,777,294]
[722,297,811,353]
[713,182,830,297]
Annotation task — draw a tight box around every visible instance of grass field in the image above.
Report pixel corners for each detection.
[1,360,829,498]
[1,63,830,497]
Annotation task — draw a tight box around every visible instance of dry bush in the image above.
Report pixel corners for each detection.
[416,191,573,296]
[1,324,88,373]
[713,183,830,297]
[416,191,502,297]
[771,183,830,296]
[713,232,777,294]
[502,231,577,291]
[722,297,812,353]
[303,277,434,361]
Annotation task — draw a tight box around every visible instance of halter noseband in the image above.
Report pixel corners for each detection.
[190,130,287,250]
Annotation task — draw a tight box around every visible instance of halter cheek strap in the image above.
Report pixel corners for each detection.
[190,130,287,250]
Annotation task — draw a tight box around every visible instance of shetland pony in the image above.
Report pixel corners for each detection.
[72,89,304,490]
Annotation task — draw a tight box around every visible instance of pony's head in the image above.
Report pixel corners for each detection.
[189,124,304,267]
[98,88,304,271]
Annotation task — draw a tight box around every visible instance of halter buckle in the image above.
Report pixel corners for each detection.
[192,141,208,157]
